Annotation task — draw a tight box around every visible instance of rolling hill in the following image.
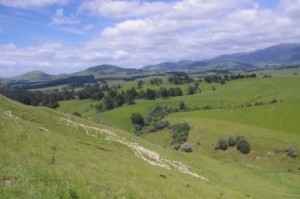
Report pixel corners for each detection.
[213,43,300,65]
[71,64,155,80]
[2,67,300,198]
[143,43,300,71]
[3,43,300,90]
[4,65,159,90]
[7,70,54,82]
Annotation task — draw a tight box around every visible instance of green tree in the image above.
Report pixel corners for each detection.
[170,122,191,145]
[187,86,197,95]
[227,135,236,147]
[131,113,145,127]
[236,136,251,154]
[216,138,228,151]
[113,94,125,108]
[102,96,114,110]
[179,101,186,111]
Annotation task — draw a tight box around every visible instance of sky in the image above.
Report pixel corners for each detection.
[0,0,300,77]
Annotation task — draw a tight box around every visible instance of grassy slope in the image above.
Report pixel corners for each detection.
[56,69,300,198]
[0,95,282,199]
[1,95,216,198]
[58,70,300,132]
[2,68,298,198]
[1,96,300,198]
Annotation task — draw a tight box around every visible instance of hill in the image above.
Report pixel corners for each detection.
[5,65,158,90]
[143,60,195,71]
[57,68,300,198]
[213,43,300,66]
[143,43,300,71]
[2,68,300,198]
[72,64,156,80]
[7,70,54,82]
[3,43,300,90]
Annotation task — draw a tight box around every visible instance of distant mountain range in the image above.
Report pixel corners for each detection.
[143,43,300,71]
[2,43,300,86]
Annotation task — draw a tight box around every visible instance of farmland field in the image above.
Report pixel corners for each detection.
[1,68,299,198]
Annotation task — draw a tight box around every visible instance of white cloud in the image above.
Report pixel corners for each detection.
[51,8,80,25]
[82,24,94,31]
[1,0,300,77]
[0,0,69,8]
[79,0,171,18]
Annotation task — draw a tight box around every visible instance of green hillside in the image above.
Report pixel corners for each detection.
[1,68,300,198]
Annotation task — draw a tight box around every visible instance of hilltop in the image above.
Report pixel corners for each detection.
[143,43,300,71]
[8,70,54,82]
[2,43,300,90]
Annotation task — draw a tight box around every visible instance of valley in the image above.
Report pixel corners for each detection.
[1,66,299,198]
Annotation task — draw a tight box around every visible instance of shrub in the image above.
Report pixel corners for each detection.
[170,122,191,144]
[146,105,170,123]
[131,113,145,127]
[179,101,186,111]
[227,135,236,147]
[236,136,251,154]
[202,104,212,110]
[269,99,277,104]
[180,143,193,153]
[216,138,228,151]
[69,188,79,199]
[285,146,297,158]
[148,121,170,132]
[72,112,81,117]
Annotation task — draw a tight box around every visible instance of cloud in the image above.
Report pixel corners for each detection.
[1,0,300,77]
[51,8,80,25]
[82,24,94,31]
[78,0,171,18]
[0,0,69,8]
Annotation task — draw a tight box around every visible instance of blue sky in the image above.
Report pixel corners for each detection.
[0,0,299,77]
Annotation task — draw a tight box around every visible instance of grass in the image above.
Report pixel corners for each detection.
[58,72,300,132]
[2,68,300,198]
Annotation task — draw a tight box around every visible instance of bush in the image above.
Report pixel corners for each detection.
[180,143,193,153]
[72,112,81,117]
[146,105,170,123]
[170,122,191,144]
[179,101,186,111]
[131,113,145,127]
[285,146,297,158]
[236,136,251,154]
[148,121,170,132]
[69,188,79,199]
[269,99,277,104]
[227,135,236,147]
[216,138,228,151]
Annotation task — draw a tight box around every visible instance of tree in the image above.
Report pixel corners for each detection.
[102,96,114,110]
[159,87,169,98]
[227,135,236,147]
[146,105,170,123]
[137,80,143,89]
[187,86,197,95]
[113,94,125,108]
[131,113,145,127]
[125,88,136,105]
[145,89,157,100]
[179,101,186,111]
[170,122,191,145]
[216,138,228,151]
[236,136,251,154]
